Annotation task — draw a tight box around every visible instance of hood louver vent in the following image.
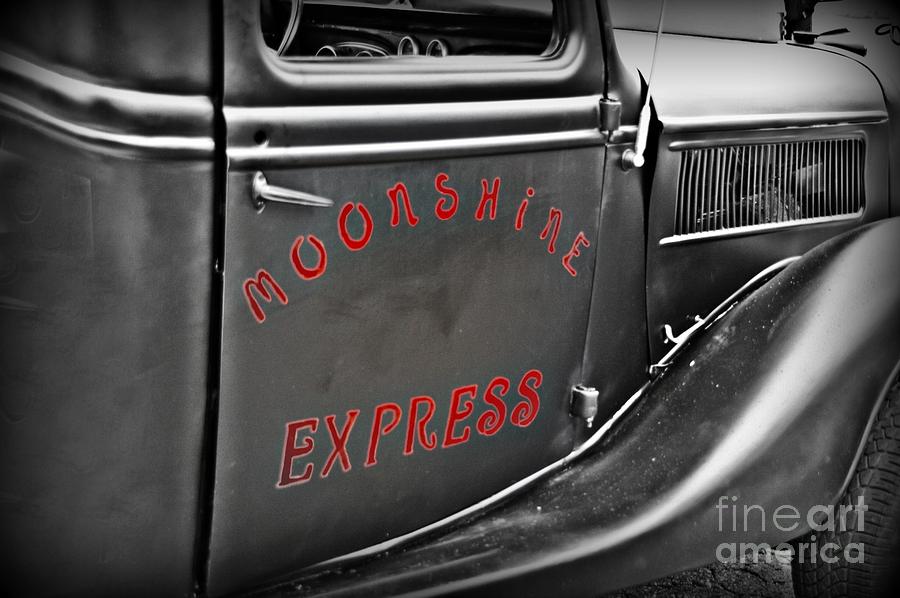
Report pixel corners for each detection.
[668,138,864,242]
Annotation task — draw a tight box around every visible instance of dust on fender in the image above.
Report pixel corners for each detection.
[276,369,543,488]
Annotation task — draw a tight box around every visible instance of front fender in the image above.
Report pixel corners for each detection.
[279,218,900,597]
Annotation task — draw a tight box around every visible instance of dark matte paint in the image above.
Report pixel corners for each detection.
[646,124,891,364]
[0,1,214,596]
[210,147,607,596]
[0,1,897,596]
[611,28,892,365]
[208,2,628,593]
[0,90,213,598]
[579,142,649,427]
[0,0,211,95]
[273,217,900,597]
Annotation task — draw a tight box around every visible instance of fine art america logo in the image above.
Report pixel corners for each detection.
[715,495,867,565]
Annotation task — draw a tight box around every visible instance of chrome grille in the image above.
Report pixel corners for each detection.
[672,138,864,239]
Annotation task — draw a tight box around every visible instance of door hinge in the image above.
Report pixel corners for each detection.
[598,98,622,134]
[571,384,600,427]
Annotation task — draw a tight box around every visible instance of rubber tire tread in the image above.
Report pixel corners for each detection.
[792,380,900,597]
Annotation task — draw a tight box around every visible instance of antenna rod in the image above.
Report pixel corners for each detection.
[623,0,666,170]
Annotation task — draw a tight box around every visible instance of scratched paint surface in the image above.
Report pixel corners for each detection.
[209,146,606,594]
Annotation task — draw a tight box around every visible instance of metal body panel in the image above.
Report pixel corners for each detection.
[812,1,900,217]
[0,1,894,596]
[608,0,784,43]
[0,0,211,95]
[0,111,213,598]
[647,124,890,362]
[0,4,215,596]
[211,146,607,595]
[614,30,887,132]
[0,51,213,148]
[614,28,891,363]
[273,217,900,597]
[224,96,608,167]
[579,143,649,427]
[225,97,604,148]
[208,2,630,594]
[225,97,610,168]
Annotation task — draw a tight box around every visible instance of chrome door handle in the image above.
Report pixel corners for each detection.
[251,172,335,210]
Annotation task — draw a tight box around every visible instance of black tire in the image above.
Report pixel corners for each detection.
[792,379,900,597]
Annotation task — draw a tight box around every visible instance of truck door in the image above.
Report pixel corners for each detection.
[208,0,612,593]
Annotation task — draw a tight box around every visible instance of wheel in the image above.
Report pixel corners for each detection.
[792,378,900,597]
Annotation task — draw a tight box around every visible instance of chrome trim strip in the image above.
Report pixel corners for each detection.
[667,128,870,151]
[225,95,603,147]
[0,51,213,157]
[0,51,213,134]
[226,94,600,128]
[0,93,214,158]
[309,381,651,571]
[662,110,888,133]
[610,125,638,145]
[659,211,864,246]
[227,129,606,168]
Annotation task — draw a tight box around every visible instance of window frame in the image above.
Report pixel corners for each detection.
[223,0,604,106]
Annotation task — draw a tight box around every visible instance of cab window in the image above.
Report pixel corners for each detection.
[261,0,557,58]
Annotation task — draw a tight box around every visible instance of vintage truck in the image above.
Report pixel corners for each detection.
[1,0,899,596]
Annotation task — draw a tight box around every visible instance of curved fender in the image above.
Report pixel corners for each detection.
[287,218,900,597]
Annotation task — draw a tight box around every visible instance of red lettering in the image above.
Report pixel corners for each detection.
[539,208,562,254]
[387,182,420,227]
[511,369,542,427]
[365,402,403,467]
[404,395,438,455]
[290,235,327,280]
[243,269,288,323]
[434,173,459,221]
[320,409,360,478]
[477,376,510,436]
[338,202,374,251]
[443,384,477,448]
[277,418,318,488]
[475,177,501,221]
[515,188,534,231]
[562,231,591,277]
[515,200,528,231]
